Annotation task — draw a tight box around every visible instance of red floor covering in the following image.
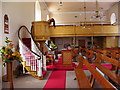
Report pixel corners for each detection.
[46,56,112,70]
[43,70,66,89]
[46,56,76,71]
[44,56,112,89]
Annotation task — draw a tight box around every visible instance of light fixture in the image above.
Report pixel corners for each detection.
[91,0,106,20]
[82,0,91,29]
[59,0,63,6]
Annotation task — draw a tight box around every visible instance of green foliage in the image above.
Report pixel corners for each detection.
[50,41,57,50]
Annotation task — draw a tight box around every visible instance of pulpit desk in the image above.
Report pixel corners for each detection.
[62,50,73,67]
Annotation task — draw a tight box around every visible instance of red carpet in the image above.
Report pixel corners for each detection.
[46,56,76,70]
[46,55,112,70]
[43,71,66,89]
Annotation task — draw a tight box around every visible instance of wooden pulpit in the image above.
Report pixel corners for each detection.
[62,50,72,67]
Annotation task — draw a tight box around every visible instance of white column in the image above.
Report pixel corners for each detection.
[35,0,41,21]
[37,60,42,76]
[43,55,46,71]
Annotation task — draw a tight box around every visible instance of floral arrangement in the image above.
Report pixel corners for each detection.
[0,37,22,66]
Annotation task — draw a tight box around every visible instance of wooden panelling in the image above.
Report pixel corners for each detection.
[32,21,50,41]
[50,25,119,37]
[62,50,72,67]
[50,26,75,37]
[105,36,119,48]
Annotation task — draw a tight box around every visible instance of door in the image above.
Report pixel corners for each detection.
[78,40,85,48]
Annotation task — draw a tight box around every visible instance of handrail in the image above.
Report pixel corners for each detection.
[30,25,45,55]
[31,26,57,54]
[18,25,42,58]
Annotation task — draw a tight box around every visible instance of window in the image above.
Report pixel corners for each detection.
[110,13,116,24]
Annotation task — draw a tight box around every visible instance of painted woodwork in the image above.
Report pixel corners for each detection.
[32,21,50,41]
[50,25,119,37]
[62,50,72,67]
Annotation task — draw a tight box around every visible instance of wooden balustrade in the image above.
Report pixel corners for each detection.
[50,25,119,37]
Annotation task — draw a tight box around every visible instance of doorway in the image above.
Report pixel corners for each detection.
[78,40,85,48]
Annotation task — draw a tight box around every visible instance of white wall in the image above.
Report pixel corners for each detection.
[2,2,35,47]
[106,2,118,24]
[1,1,50,75]
[2,2,35,75]
[40,2,49,21]
[0,1,2,89]
[106,2,120,47]
[0,1,2,47]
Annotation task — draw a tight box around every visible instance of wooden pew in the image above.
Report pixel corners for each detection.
[74,56,115,88]
[74,57,91,88]
[83,49,95,63]
[79,48,96,63]
[106,50,120,59]
[106,49,120,74]
[72,49,78,62]
[94,53,120,86]
[92,48,107,55]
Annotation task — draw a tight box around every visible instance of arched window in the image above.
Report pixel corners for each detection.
[4,14,9,34]
[35,0,41,21]
[110,13,116,25]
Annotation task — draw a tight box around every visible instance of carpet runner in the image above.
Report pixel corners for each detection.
[43,71,66,89]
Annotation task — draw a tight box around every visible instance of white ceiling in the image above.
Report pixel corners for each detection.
[45,1,119,25]
[1,0,120,2]
[46,1,119,13]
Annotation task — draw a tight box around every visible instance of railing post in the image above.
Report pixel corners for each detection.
[43,55,47,71]
[37,59,42,76]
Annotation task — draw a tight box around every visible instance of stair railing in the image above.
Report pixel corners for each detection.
[18,25,45,77]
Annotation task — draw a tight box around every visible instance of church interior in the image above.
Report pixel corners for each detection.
[0,0,120,89]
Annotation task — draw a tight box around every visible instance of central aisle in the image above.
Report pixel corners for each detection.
[43,70,66,89]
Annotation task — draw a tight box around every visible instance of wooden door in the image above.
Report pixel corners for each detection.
[78,40,85,48]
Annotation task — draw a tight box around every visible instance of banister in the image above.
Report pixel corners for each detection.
[18,25,42,58]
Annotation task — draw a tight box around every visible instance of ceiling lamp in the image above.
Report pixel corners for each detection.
[91,0,106,20]
[82,0,91,29]
[59,0,63,6]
